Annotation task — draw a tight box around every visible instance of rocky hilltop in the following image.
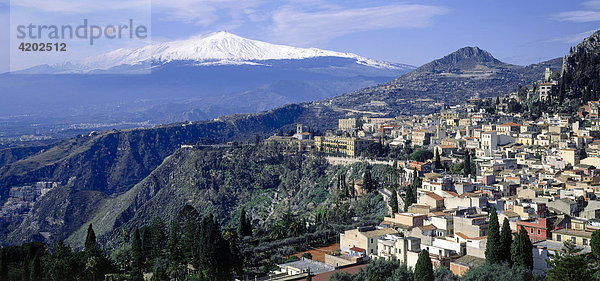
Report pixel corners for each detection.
[324,47,561,116]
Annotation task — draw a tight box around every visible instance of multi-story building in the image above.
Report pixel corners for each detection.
[314,135,374,157]
[338,118,360,130]
[551,228,593,247]
[453,214,488,238]
[413,130,432,147]
[340,226,398,256]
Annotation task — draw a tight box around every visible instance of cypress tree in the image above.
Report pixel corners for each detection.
[22,257,30,281]
[150,218,166,259]
[511,226,533,270]
[181,219,198,264]
[175,205,200,264]
[499,217,513,264]
[197,215,233,281]
[591,229,600,259]
[414,249,434,281]
[463,150,472,177]
[390,189,399,214]
[85,224,97,250]
[167,222,181,263]
[131,227,143,270]
[434,148,442,169]
[238,208,252,237]
[140,227,153,261]
[363,169,376,193]
[22,244,35,281]
[485,208,501,264]
[0,249,7,281]
[404,171,420,211]
[29,255,41,281]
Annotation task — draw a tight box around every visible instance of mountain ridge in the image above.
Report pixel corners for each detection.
[22,31,413,74]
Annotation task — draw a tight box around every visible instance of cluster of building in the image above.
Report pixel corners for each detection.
[0,182,57,223]
[269,68,600,279]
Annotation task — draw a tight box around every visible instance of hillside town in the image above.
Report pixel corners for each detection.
[262,68,600,280]
[0,182,57,224]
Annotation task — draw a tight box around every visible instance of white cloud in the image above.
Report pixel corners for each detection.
[152,0,265,25]
[583,0,600,10]
[271,4,448,45]
[552,29,597,43]
[11,0,149,14]
[554,10,600,22]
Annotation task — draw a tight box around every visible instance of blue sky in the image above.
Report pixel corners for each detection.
[1,0,599,72]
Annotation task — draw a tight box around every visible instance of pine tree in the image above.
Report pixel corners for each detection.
[499,217,513,264]
[485,208,501,264]
[414,249,434,281]
[390,189,399,214]
[131,227,143,270]
[546,240,594,281]
[591,229,600,259]
[511,226,533,270]
[48,241,76,281]
[85,224,97,250]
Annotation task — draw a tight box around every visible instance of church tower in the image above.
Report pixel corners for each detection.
[544,67,551,82]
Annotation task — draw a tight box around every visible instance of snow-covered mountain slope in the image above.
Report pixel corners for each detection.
[53,31,412,72]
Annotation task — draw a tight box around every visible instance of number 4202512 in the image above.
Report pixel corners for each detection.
[18,42,66,52]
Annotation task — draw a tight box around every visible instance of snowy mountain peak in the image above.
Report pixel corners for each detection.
[63,32,413,72]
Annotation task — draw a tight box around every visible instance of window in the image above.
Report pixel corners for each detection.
[556,235,561,242]
[583,239,588,245]
[371,239,373,243]
[537,229,541,235]
[530,228,534,234]
[571,237,576,243]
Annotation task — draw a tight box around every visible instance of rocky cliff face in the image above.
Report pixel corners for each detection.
[561,30,600,100]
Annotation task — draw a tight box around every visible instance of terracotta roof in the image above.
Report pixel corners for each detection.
[451,255,486,267]
[500,122,522,127]
[426,192,444,201]
[442,191,459,197]
[455,232,468,239]
[349,247,365,252]
[424,172,443,179]
[419,224,437,230]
